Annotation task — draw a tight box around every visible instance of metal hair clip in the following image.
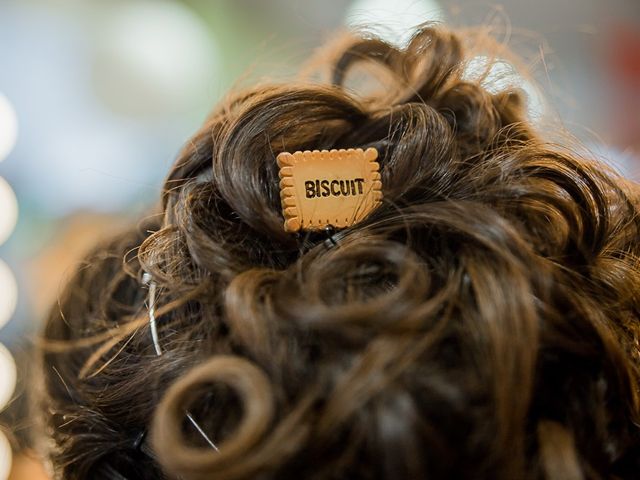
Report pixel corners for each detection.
[141,272,161,356]
[139,271,219,452]
[277,148,382,233]
[324,224,338,248]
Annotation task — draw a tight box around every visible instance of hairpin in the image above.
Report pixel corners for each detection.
[138,271,219,452]
[277,147,382,233]
[132,429,146,451]
[323,224,338,248]
[141,272,161,356]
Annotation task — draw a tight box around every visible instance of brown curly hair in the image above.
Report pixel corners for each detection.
[37,25,640,480]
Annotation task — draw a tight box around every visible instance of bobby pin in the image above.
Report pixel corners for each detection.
[141,271,219,452]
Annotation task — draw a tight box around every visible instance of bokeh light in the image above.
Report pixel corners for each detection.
[0,429,10,480]
[463,55,546,120]
[93,0,220,116]
[0,259,17,331]
[0,93,17,163]
[0,177,18,246]
[345,0,445,46]
[0,343,16,411]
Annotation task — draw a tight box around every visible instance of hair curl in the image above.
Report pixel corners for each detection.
[37,25,640,480]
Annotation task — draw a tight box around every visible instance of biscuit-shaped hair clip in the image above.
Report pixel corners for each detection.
[277,147,382,233]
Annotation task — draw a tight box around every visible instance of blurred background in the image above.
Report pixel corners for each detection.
[0,0,638,478]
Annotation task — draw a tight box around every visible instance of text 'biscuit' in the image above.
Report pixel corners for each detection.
[277,148,382,233]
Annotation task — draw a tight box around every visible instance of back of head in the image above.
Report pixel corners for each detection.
[37,24,640,480]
